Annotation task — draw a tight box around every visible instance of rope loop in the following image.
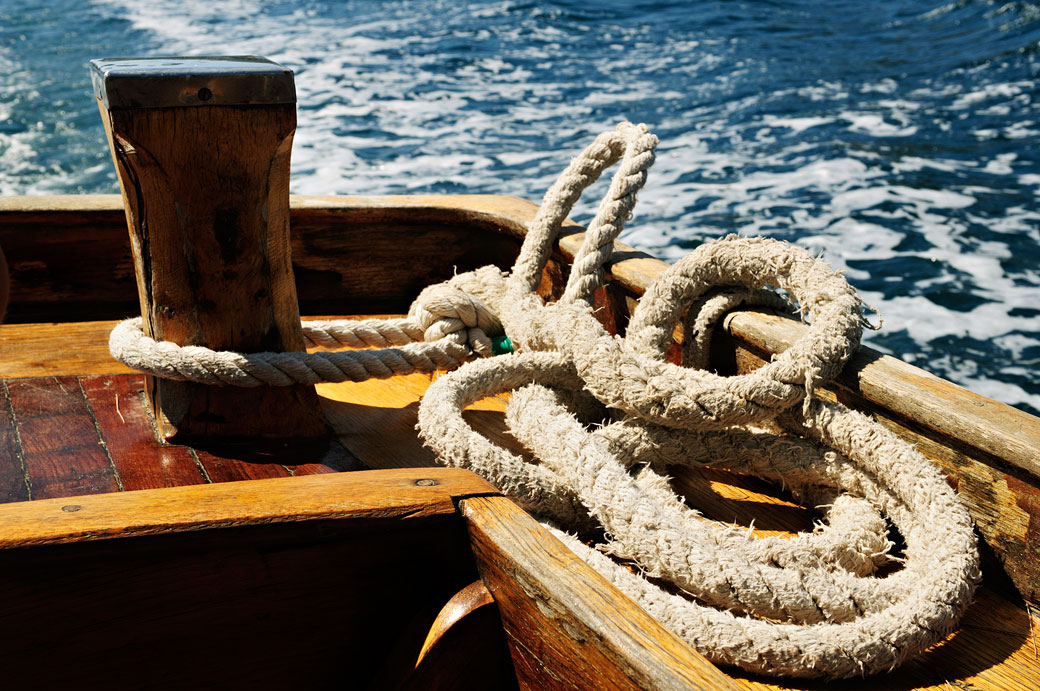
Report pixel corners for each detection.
[108,122,980,680]
[563,235,865,428]
[414,123,980,679]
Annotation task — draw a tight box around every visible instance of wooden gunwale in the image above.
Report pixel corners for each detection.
[4,193,1039,601]
[0,466,495,549]
[2,193,1036,482]
[1,193,1040,689]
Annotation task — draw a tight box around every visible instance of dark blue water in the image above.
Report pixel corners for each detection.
[2,0,1039,414]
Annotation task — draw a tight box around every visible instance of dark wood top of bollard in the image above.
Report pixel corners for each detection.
[90,56,296,110]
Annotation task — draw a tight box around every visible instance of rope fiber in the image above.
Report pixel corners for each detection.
[109,122,980,679]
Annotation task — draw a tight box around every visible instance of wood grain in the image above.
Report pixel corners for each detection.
[720,319,1040,605]
[100,103,326,441]
[0,466,498,548]
[460,494,741,691]
[723,308,1040,479]
[5,376,120,500]
[4,195,1033,479]
[192,446,294,483]
[0,194,526,322]
[0,471,485,690]
[0,319,136,378]
[188,439,364,482]
[0,382,29,503]
[2,194,1039,688]
[0,315,419,379]
[0,196,133,322]
[725,586,1040,691]
[79,374,205,491]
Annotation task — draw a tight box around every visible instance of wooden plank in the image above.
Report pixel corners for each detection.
[192,441,366,483]
[0,466,498,548]
[6,376,120,501]
[0,382,29,503]
[0,196,134,322]
[460,494,741,691]
[0,477,483,689]
[6,194,1033,493]
[79,374,206,491]
[661,446,1040,688]
[290,204,522,317]
[284,436,366,475]
[0,193,528,322]
[723,308,1040,479]
[0,319,135,378]
[318,371,442,470]
[726,587,1040,691]
[459,478,1039,690]
[669,466,816,539]
[0,314,443,378]
[193,446,294,483]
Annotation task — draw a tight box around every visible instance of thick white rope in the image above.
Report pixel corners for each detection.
[414,123,980,678]
[108,264,509,384]
[108,122,980,680]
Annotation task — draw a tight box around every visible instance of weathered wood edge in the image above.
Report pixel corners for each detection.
[460,495,739,691]
[719,309,1040,480]
[2,195,1036,475]
[2,196,1037,509]
[0,466,497,549]
[724,329,1040,606]
[4,195,1038,480]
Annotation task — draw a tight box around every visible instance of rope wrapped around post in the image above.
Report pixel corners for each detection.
[108,265,508,385]
[108,122,980,679]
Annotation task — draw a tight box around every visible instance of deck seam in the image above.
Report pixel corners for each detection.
[78,376,125,492]
[187,447,214,484]
[2,380,32,501]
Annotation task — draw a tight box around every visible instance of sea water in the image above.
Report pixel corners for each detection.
[2,0,1038,415]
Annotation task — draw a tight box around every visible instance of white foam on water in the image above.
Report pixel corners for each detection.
[760,115,833,135]
[0,46,43,196]
[840,112,918,137]
[892,156,972,174]
[48,1,1040,415]
[951,81,1032,109]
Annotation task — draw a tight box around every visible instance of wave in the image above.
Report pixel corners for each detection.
[5,0,1038,413]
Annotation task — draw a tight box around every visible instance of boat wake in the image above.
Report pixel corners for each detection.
[2,0,1037,413]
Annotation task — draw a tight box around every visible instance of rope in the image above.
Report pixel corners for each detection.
[415,123,980,679]
[108,266,508,384]
[109,122,980,679]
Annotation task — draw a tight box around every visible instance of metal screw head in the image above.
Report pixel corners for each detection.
[415,479,438,487]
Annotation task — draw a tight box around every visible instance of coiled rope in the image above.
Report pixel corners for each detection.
[109,122,979,679]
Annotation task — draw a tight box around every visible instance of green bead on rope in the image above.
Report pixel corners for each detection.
[491,334,515,355]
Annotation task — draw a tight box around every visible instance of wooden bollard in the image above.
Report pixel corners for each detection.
[91,56,327,442]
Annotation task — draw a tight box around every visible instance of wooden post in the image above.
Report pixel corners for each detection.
[91,56,327,442]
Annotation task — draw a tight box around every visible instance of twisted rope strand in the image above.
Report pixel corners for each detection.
[110,317,471,386]
[415,123,979,679]
[109,122,980,680]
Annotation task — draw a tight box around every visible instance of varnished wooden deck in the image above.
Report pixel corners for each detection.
[1,314,1038,690]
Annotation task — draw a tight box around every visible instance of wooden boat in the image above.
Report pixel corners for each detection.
[0,57,1038,690]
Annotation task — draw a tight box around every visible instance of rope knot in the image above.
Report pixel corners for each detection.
[408,267,508,357]
[108,122,978,680]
